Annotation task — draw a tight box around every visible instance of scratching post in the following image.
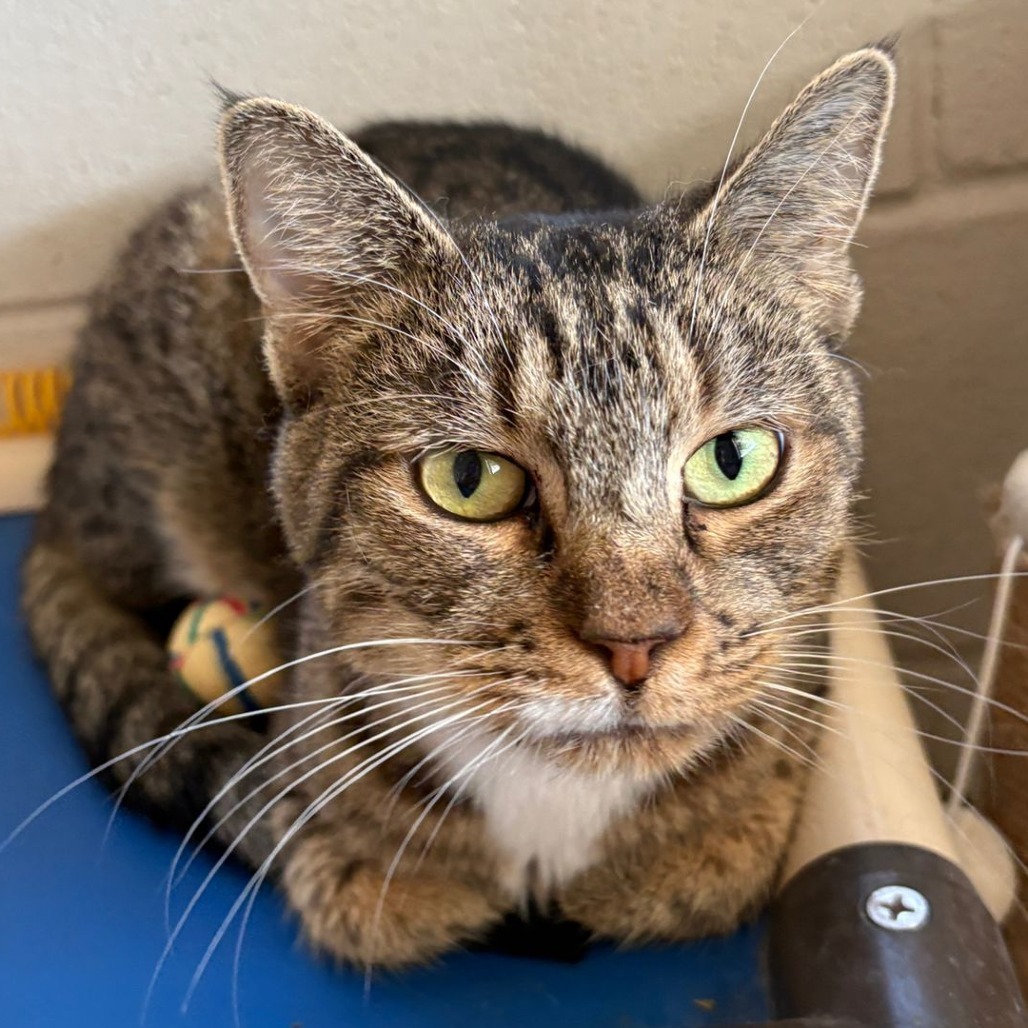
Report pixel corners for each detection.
[986,450,1028,992]
[766,549,1025,1027]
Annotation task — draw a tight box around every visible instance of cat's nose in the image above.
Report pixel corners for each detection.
[588,636,674,690]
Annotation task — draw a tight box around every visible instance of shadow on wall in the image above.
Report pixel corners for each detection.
[0,177,195,316]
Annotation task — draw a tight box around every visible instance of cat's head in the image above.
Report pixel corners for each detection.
[219,46,894,778]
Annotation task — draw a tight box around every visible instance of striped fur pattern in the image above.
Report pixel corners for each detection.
[23,46,894,968]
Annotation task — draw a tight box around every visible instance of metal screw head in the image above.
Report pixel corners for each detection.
[866,885,930,931]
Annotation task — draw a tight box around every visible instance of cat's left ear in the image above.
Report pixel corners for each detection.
[698,45,896,337]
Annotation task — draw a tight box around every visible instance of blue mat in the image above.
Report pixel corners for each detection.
[0,514,768,1027]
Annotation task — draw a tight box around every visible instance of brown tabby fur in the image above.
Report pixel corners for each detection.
[22,46,895,969]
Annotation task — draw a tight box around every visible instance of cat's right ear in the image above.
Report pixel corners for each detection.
[218,98,457,404]
[695,45,896,338]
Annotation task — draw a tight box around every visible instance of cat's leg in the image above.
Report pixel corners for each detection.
[21,530,278,867]
[558,747,809,941]
[22,332,291,866]
[278,826,504,967]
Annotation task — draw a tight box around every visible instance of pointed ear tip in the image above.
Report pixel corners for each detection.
[216,96,350,156]
[218,95,278,131]
[872,34,900,60]
[842,43,898,88]
[216,97,315,170]
[816,44,897,120]
[217,96,264,154]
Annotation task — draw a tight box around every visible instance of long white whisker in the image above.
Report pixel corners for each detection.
[167,663,497,877]
[731,713,817,769]
[0,686,408,856]
[173,678,503,888]
[115,636,479,826]
[760,663,1028,756]
[764,621,979,688]
[749,694,834,740]
[169,675,504,897]
[362,717,527,997]
[774,648,1028,726]
[757,660,970,740]
[241,583,318,641]
[180,696,498,1011]
[417,719,534,871]
[149,690,490,1018]
[251,704,521,1012]
[164,675,494,919]
[757,570,1028,630]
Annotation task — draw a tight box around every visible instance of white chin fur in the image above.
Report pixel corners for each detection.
[424,720,655,898]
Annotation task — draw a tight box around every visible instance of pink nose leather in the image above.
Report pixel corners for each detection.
[591,638,665,689]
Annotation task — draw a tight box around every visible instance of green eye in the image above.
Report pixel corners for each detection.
[418,450,529,521]
[683,427,783,508]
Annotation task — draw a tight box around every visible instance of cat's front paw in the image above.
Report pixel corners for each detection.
[559,853,769,943]
[558,810,788,942]
[282,838,502,968]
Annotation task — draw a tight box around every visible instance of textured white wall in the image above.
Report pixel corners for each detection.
[8,0,1028,759]
[1,0,937,308]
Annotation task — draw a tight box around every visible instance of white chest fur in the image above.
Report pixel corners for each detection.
[429,729,653,897]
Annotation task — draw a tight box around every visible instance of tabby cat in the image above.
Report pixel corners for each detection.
[22,45,895,970]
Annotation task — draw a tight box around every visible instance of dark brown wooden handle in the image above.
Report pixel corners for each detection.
[767,843,1027,1027]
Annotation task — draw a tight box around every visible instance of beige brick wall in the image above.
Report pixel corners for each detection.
[937,2,1028,174]
[850,0,1028,769]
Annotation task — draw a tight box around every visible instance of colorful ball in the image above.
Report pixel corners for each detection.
[167,597,282,714]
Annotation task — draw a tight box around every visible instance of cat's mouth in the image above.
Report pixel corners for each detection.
[527,715,729,775]
[543,720,694,745]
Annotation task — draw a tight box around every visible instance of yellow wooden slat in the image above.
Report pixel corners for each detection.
[0,368,70,437]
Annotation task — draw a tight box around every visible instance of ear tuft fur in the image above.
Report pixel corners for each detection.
[870,35,899,60]
[209,80,252,114]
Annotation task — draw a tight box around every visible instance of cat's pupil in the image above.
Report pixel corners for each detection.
[714,433,743,481]
[453,451,483,498]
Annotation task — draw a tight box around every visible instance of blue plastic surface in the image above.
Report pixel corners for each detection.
[0,514,768,1027]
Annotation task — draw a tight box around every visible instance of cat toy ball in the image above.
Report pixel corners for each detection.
[167,597,281,713]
